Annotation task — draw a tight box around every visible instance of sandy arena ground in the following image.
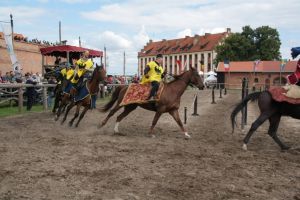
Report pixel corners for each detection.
[0,89,299,200]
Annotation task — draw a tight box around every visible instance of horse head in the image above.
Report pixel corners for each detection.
[189,66,204,90]
[94,63,106,82]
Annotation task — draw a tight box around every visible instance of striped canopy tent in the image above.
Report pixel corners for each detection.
[40,45,103,75]
[40,45,103,59]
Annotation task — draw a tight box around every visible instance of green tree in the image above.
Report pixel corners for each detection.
[215,25,281,64]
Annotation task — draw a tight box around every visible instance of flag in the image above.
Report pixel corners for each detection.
[176,60,182,72]
[1,23,22,73]
[253,60,260,72]
[224,59,230,71]
[280,59,287,71]
[291,47,300,59]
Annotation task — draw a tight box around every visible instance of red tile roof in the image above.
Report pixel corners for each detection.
[217,61,297,73]
[138,32,229,57]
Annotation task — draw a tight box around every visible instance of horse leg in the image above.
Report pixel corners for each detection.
[243,111,274,150]
[114,105,138,135]
[148,112,162,137]
[99,104,122,128]
[75,106,89,128]
[267,114,290,150]
[69,104,80,127]
[61,101,75,124]
[55,100,65,121]
[168,109,190,139]
[52,94,60,113]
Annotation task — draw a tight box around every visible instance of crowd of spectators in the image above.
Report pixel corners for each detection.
[11,35,59,46]
[0,70,45,84]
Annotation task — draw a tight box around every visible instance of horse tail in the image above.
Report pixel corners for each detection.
[100,86,123,112]
[231,92,262,133]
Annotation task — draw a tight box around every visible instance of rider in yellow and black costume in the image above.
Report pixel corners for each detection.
[71,50,94,91]
[140,54,166,101]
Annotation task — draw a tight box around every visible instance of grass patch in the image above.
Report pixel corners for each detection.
[0,95,112,118]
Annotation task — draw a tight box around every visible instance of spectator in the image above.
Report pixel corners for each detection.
[0,70,4,83]
[25,73,37,111]
[132,74,139,83]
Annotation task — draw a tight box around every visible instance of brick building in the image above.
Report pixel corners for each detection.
[0,32,55,74]
[137,28,231,76]
[216,61,297,89]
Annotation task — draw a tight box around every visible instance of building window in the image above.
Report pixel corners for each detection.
[254,78,259,83]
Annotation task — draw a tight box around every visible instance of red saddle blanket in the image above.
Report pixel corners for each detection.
[269,87,300,104]
[120,83,164,106]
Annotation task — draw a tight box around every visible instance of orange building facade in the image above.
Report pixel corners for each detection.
[0,32,55,74]
[217,61,297,89]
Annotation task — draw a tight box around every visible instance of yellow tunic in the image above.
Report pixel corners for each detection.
[71,58,93,84]
[140,61,164,84]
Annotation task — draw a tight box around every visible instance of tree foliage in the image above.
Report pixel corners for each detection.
[215,25,281,64]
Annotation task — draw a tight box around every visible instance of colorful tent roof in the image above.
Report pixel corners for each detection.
[40,45,103,58]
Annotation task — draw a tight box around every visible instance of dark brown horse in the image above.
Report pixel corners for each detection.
[99,66,204,138]
[59,64,106,127]
[231,91,300,151]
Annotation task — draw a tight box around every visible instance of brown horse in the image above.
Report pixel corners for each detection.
[231,91,300,151]
[99,66,204,138]
[60,64,106,127]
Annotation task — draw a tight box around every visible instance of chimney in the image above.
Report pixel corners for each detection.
[185,36,190,38]
[226,28,231,33]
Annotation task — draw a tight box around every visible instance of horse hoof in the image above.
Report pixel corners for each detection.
[114,132,126,136]
[242,143,248,151]
[54,116,59,121]
[150,134,156,138]
[281,146,291,151]
[68,122,73,127]
[60,121,65,125]
[184,132,191,139]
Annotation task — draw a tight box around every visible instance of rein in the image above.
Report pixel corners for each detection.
[166,73,192,87]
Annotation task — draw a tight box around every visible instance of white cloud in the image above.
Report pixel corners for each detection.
[0,6,45,24]
[177,29,192,38]
[60,0,91,3]
[133,25,150,49]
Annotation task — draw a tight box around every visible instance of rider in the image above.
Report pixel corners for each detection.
[140,54,166,101]
[71,50,94,92]
[288,47,300,86]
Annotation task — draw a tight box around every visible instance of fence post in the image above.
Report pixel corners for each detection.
[18,86,23,113]
[224,87,227,95]
[219,87,222,98]
[192,94,199,116]
[184,107,187,124]
[43,86,48,111]
[241,78,247,130]
[211,87,216,104]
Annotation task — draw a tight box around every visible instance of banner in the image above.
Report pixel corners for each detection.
[1,23,22,73]
[280,59,287,71]
[224,59,230,71]
[253,60,260,72]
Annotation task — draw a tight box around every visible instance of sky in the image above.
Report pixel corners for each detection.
[0,0,299,75]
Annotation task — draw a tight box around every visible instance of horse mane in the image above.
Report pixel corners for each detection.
[89,65,99,83]
[168,70,189,84]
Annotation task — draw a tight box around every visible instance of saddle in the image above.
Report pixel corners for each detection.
[120,83,164,106]
[269,86,300,104]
